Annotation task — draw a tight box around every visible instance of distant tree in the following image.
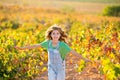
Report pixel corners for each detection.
[102,5,120,17]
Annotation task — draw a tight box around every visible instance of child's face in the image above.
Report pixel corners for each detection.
[51,30,61,41]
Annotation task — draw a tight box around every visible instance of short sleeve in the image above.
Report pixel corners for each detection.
[62,42,71,54]
[59,42,71,60]
[40,40,49,49]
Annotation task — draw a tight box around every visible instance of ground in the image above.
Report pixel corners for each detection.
[34,54,104,80]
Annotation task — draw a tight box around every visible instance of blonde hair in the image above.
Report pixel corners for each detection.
[45,24,68,43]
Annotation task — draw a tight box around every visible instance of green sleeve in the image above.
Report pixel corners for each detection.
[59,42,71,60]
[62,42,71,54]
[40,40,49,49]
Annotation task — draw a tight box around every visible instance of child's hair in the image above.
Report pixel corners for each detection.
[45,24,68,43]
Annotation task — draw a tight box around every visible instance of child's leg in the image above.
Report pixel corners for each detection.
[48,67,56,80]
[57,70,65,80]
[57,63,65,80]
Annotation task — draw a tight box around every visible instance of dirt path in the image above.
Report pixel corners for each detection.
[34,55,104,80]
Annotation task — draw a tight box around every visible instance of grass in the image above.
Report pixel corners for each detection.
[0,0,119,14]
[59,0,120,3]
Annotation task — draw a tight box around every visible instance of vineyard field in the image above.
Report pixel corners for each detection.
[0,2,120,80]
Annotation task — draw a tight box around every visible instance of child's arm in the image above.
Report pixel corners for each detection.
[14,44,41,50]
[70,49,90,62]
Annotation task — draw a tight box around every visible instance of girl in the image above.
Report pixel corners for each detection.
[15,24,89,80]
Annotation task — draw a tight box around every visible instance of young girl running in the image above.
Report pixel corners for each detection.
[15,24,89,80]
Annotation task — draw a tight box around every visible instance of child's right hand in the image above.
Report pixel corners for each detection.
[14,46,23,50]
